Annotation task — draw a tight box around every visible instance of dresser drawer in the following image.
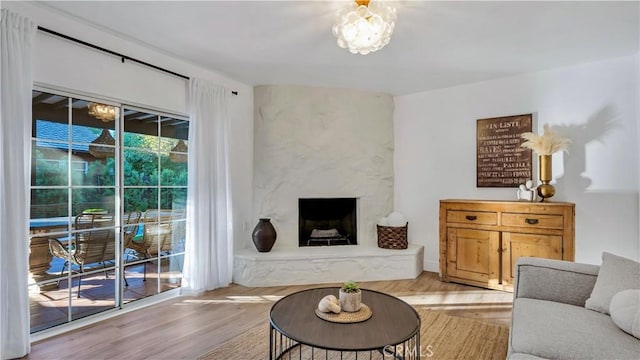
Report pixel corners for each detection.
[447,210,497,225]
[501,212,564,229]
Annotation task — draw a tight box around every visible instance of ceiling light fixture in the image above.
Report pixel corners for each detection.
[88,129,116,158]
[332,0,397,55]
[87,102,117,158]
[88,102,117,122]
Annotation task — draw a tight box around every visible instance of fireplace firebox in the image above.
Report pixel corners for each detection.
[298,198,357,247]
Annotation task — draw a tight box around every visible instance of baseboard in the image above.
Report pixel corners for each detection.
[423,260,439,273]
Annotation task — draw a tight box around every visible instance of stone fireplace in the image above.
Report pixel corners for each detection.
[251,85,394,248]
[299,198,357,246]
[233,85,423,287]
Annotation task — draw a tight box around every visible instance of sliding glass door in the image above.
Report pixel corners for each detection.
[28,89,187,333]
[121,106,187,304]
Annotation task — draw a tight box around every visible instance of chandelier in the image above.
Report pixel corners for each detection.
[87,102,117,158]
[332,0,397,55]
[88,102,117,122]
[89,129,116,158]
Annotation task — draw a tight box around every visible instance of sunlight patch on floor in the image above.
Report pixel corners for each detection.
[398,290,513,307]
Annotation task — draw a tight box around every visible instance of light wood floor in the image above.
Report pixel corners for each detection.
[24,272,513,360]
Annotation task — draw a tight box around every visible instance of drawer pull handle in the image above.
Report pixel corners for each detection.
[525,218,539,225]
[465,215,477,221]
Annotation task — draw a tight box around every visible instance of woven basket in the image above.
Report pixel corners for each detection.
[377,223,408,249]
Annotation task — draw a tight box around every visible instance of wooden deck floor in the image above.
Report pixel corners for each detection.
[24,272,513,360]
[29,261,181,333]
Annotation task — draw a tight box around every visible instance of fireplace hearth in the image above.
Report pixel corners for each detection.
[299,198,357,247]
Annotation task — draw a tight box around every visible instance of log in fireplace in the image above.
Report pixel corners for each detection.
[298,198,357,247]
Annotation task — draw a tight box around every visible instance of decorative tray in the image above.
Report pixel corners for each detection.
[315,303,372,323]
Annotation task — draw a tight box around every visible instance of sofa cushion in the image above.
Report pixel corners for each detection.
[510,298,640,359]
[515,258,599,307]
[610,289,640,339]
[585,252,640,314]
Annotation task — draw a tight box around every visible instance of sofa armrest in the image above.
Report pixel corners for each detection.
[513,257,600,307]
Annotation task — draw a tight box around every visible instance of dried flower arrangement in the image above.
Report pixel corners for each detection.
[520,124,571,155]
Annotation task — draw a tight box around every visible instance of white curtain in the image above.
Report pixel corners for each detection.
[0,8,36,360]
[181,79,233,295]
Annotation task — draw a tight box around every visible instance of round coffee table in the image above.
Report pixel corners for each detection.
[269,287,420,359]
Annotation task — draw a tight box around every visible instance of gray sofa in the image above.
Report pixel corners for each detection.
[508,257,640,359]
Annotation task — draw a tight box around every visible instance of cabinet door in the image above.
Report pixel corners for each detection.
[447,228,500,287]
[501,232,563,288]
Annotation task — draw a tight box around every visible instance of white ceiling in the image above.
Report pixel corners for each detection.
[40,1,639,95]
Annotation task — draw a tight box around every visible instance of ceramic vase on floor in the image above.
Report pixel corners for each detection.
[252,218,277,252]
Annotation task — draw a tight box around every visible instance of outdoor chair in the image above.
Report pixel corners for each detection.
[122,210,142,255]
[48,212,117,297]
[124,209,184,281]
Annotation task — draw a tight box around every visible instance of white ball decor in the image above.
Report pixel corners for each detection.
[387,211,407,227]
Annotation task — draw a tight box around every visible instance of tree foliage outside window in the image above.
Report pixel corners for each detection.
[31,130,187,218]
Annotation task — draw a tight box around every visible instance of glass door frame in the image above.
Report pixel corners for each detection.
[30,84,188,335]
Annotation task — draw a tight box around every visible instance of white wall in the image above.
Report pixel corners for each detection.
[2,2,255,251]
[395,54,640,271]
[252,85,394,249]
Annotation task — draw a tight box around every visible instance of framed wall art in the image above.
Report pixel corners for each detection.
[477,113,533,188]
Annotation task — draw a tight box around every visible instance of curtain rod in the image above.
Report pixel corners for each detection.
[37,26,238,96]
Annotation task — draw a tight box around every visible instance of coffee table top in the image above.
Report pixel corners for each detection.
[270,287,420,351]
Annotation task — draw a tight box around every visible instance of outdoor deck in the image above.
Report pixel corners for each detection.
[29,254,182,333]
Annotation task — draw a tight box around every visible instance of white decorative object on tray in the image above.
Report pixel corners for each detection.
[317,295,341,314]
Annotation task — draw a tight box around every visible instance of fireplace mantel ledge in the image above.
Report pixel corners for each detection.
[232,245,424,287]
[235,244,422,260]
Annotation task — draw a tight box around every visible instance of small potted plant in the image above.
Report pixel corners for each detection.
[339,280,362,312]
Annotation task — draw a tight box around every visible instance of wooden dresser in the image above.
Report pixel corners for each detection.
[439,199,575,292]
